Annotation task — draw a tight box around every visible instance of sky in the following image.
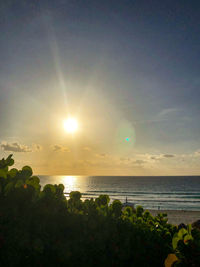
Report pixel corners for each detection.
[0,0,200,175]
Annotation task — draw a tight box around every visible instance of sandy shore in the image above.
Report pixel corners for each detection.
[148,210,200,225]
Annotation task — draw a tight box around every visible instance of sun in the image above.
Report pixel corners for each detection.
[63,118,78,133]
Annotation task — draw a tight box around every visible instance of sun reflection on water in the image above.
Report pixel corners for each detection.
[60,176,79,196]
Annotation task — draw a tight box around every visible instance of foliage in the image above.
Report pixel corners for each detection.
[0,155,199,266]
[170,225,200,266]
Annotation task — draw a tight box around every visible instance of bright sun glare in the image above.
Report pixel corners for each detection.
[63,118,78,133]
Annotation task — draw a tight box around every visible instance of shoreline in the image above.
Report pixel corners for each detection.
[148,209,200,225]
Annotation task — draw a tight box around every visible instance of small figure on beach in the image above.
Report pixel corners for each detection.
[123,197,135,209]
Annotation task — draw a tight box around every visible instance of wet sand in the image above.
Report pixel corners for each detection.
[148,210,200,225]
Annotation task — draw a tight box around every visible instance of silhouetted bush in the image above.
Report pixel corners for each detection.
[0,155,199,266]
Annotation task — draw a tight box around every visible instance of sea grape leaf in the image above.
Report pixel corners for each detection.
[3,166,8,172]
[0,169,6,179]
[178,228,187,239]
[5,154,14,166]
[95,194,109,206]
[184,234,193,244]
[70,191,82,201]
[136,205,144,217]
[8,158,14,166]
[15,180,24,188]
[8,168,18,178]
[58,183,64,192]
[26,176,41,190]
[22,166,33,177]
[172,233,179,250]
[164,254,178,267]
[43,184,56,194]
[4,182,15,195]
[0,158,5,169]
[187,224,192,235]
[31,176,40,184]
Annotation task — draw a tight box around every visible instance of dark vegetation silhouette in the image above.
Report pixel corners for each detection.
[0,155,200,266]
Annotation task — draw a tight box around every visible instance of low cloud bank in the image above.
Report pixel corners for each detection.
[1,142,32,152]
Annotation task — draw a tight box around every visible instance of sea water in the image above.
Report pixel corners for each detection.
[39,176,200,211]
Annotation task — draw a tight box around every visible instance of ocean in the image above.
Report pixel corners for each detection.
[39,176,200,211]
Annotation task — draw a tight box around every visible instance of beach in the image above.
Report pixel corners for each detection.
[149,209,200,225]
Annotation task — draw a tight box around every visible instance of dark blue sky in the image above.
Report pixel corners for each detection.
[0,0,200,174]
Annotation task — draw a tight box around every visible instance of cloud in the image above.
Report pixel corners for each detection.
[63,147,71,152]
[80,159,96,166]
[1,142,32,152]
[33,144,42,151]
[151,156,160,160]
[95,153,108,158]
[53,145,62,151]
[82,146,91,151]
[133,108,179,125]
[120,157,130,161]
[194,150,200,157]
[132,160,146,165]
[163,154,175,158]
[146,154,175,160]
[53,145,70,152]
[158,108,178,118]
